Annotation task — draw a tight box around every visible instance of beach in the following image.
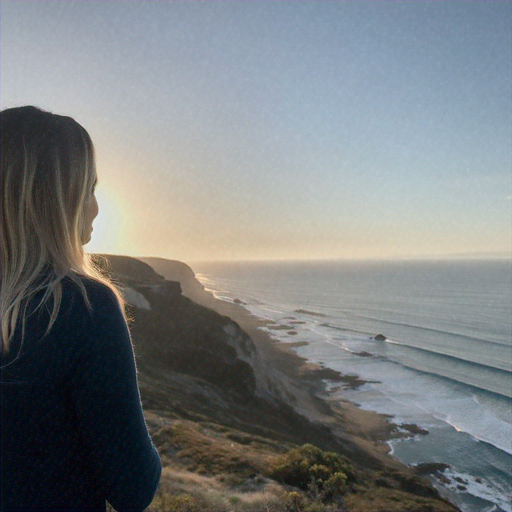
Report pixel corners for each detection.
[179,268,404,456]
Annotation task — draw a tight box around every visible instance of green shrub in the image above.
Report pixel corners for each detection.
[268,443,354,495]
[283,491,332,512]
[323,471,348,499]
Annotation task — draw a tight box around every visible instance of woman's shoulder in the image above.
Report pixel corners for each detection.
[61,274,122,319]
[57,275,127,351]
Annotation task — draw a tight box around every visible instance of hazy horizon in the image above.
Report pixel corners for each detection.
[134,251,512,266]
[2,1,510,262]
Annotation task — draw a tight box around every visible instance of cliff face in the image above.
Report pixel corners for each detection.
[98,256,255,397]
[97,255,339,448]
[139,256,305,406]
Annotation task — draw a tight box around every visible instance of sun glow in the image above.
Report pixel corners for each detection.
[85,186,131,256]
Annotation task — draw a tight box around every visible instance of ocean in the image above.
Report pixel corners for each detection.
[191,258,511,512]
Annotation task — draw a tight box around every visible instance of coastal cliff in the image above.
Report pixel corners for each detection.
[98,254,458,512]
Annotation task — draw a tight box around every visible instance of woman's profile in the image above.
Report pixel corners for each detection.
[0,106,161,511]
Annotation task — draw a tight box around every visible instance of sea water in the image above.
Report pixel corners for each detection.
[191,259,512,512]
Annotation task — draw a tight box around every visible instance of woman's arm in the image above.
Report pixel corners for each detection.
[69,285,161,511]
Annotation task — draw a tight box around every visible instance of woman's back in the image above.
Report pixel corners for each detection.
[1,275,161,511]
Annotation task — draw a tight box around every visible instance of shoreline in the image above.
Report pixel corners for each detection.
[178,272,442,474]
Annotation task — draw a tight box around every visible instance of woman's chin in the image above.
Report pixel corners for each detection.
[81,231,92,246]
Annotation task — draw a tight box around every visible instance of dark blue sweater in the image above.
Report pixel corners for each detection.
[1,277,161,511]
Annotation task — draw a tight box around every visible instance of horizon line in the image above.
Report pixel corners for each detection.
[94,252,512,265]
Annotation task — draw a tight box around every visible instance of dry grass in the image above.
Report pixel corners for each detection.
[147,466,289,512]
[152,419,277,477]
[343,486,457,512]
[146,420,350,512]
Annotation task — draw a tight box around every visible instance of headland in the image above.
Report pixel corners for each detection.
[98,254,458,512]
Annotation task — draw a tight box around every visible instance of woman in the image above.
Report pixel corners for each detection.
[0,106,161,511]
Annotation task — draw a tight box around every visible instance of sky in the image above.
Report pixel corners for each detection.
[1,0,511,262]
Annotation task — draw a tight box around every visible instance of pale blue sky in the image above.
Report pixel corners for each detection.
[1,0,510,261]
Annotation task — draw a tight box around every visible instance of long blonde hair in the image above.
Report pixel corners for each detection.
[1,106,124,353]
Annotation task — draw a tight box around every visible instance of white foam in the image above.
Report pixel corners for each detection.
[442,396,512,455]
[440,469,512,512]
[361,370,510,454]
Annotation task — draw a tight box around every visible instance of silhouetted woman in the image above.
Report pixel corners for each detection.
[1,106,161,511]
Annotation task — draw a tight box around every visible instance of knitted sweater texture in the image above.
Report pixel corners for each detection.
[1,277,161,511]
